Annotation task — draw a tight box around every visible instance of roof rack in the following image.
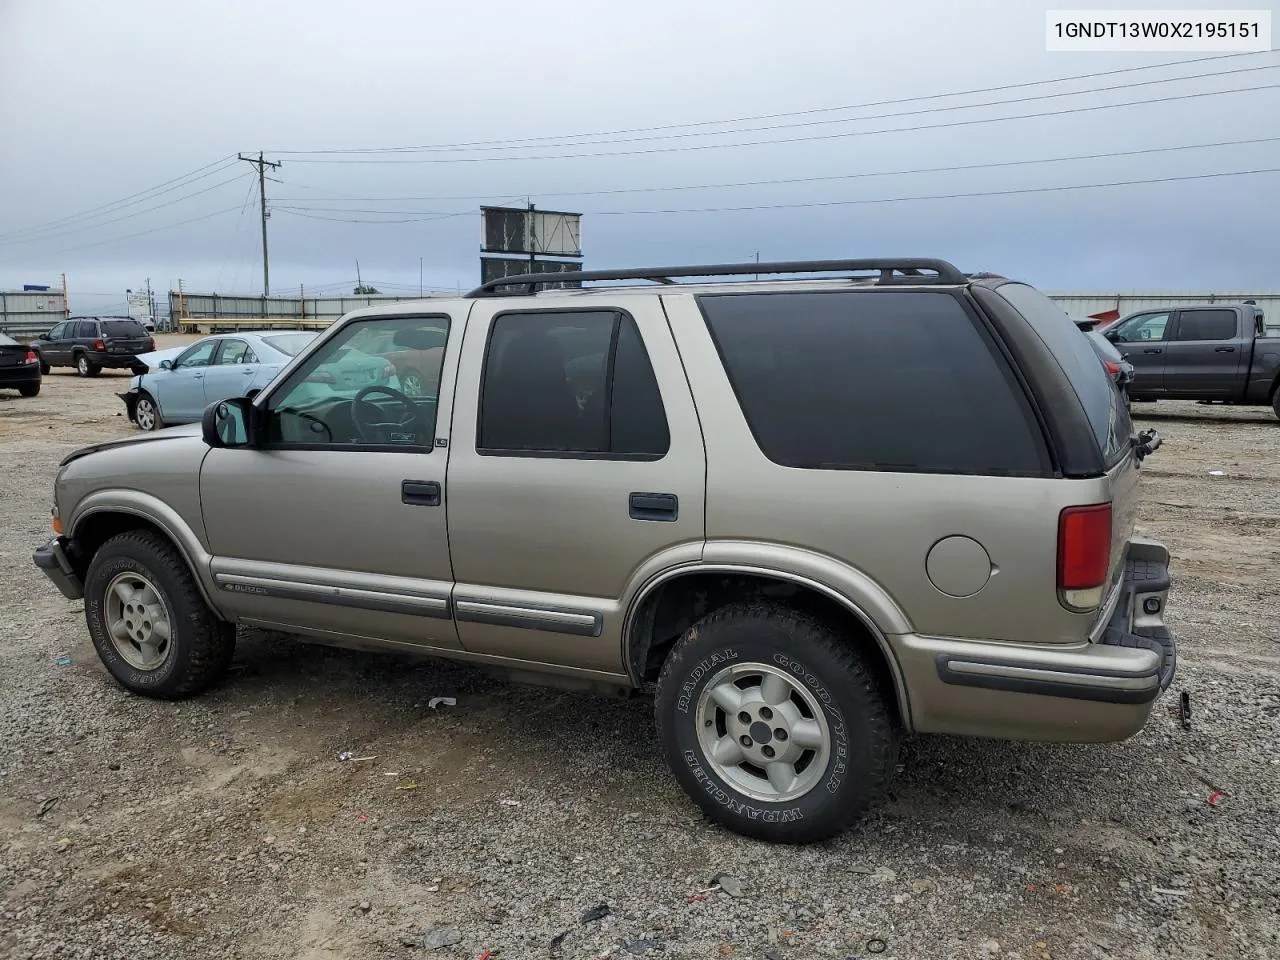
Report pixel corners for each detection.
[466,258,966,297]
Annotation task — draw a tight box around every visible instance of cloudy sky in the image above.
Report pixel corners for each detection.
[2,0,1278,314]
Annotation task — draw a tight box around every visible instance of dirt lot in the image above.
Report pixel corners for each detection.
[2,361,1278,960]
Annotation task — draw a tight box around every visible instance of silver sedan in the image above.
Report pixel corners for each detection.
[120,331,317,431]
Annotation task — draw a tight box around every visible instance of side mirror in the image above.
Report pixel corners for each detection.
[202,396,256,449]
[1104,330,1120,343]
[159,359,173,370]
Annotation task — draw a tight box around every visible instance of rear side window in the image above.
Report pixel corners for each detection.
[479,310,670,458]
[1175,309,1236,341]
[995,283,1131,467]
[102,320,147,338]
[699,290,1046,475]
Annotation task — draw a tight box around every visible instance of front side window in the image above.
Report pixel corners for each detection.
[1174,309,1236,341]
[1111,312,1171,343]
[48,322,68,340]
[478,310,669,458]
[174,339,218,369]
[263,315,449,449]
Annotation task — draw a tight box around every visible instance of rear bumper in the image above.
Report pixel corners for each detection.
[0,365,41,386]
[92,353,144,369]
[895,537,1175,742]
[33,536,85,600]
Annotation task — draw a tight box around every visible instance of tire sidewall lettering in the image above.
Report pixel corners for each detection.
[771,652,850,793]
[676,647,739,714]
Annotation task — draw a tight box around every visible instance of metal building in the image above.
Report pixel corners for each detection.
[0,289,69,336]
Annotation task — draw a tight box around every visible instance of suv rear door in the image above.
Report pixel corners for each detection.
[445,296,705,674]
[100,318,151,358]
[1162,308,1244,396]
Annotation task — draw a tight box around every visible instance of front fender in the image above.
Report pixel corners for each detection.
[66,489,221,613]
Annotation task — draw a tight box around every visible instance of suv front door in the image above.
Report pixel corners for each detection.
[445,299,706,675]
[198,311,464,649]
[40,321,71,365]
[1162,308,1243,396]
[1107,311,1172,395]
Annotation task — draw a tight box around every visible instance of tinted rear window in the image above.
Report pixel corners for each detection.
[1176,309,1236,341]
[994,283,1131,467]
[699,290,1047,476]
[102,320,147,338]
[263,333,317,357]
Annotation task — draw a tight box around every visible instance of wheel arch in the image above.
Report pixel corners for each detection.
[624,564,912,730]
[68,498,223,617]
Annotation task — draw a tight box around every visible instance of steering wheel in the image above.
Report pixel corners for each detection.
[351,384,418,444]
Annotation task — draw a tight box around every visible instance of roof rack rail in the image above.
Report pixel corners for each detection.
[466,258,966,297]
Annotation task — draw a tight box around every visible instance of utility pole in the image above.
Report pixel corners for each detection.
[355,259,363,293]
[238,151,281,296]
[145,277,154,322]
[527,201,536,273]
[60,272,68,317]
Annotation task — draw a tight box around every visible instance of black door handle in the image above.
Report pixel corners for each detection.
[402,480,441,506]
[1214,346,1235,353]
[629,492,678,522]
[1143,348,1163,354]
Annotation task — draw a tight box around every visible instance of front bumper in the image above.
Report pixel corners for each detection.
[894,537,1176,742]
[33,536,85,600]
[119,390,139,423]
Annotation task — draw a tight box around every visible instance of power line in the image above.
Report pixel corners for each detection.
[271,51,1275,154]
[587,166,1280,216]
[269,134,1280,211]
[0,156,238,242]
[45,206,244,257]
[0,172,253,247]
[280,81,1280,165]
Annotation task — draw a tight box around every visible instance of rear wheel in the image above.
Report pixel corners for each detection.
[84,531,235,699]
[134,392,162,431]
[19,383,40,397]
[655,601,897,843]
[76,354,101,377]
[39,358,50,375]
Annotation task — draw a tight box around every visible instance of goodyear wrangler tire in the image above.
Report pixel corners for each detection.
[84,531,235,699]
[655,602,897,843]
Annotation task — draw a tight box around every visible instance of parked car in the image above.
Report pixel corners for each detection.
[33,258,1173,844]
[31,316,154,377]
[1102,303,1280,418]
[1074,318,1134,388]
[0,332,42,396]
[120,331,318,430]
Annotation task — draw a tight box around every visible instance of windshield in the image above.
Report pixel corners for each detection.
[263,332,318,357]
[102,320,147,338]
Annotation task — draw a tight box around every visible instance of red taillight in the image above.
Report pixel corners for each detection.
[148,337,156,351]
[94,339,106,351]
[1058,503,1112,609]
[24,349,38,364]
[1104,360,1121,377]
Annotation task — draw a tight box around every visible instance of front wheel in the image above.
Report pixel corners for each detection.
[655,602,897,843]
[84,531,235,699]
[134,392,162,431]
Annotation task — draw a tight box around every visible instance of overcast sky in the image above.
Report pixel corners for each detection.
[2,0,1278,314]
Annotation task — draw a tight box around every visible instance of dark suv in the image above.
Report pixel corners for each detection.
[32,316,154,377]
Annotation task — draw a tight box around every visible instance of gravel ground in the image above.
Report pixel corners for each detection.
[2,366,1278,960]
